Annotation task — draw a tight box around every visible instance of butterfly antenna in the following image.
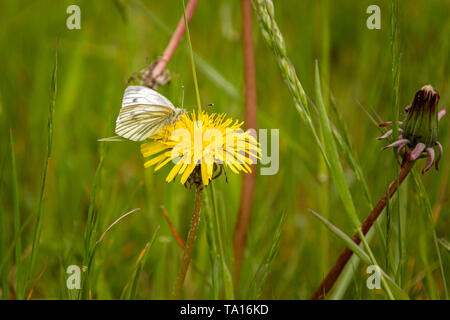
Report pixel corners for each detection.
[188,103,214,109]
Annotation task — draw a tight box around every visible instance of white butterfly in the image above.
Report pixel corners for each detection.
[114,85,185,141]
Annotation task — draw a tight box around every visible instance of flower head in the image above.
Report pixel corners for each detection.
[378,85,446,174]
[141,110,260,186]
[403,85,439,147]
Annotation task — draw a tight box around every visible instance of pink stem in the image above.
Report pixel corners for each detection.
[151,0,200,78]
[234,0,258,287]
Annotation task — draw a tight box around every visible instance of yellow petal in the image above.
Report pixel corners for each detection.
[166,162,184,182]
[141,142,168,157]
[154,154,175,172]
[144,152,168,168]
[180,163,196,184]
[227,163,239,174]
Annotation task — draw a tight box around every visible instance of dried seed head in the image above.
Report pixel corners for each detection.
[402,85,440,147]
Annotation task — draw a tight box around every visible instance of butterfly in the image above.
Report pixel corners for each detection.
[114,85,185,141]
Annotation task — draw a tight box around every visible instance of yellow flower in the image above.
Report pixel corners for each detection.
[140,110,260,186]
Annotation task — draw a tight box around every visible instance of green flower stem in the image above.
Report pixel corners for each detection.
[182,0,202,112]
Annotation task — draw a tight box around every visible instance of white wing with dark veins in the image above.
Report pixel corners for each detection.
[114,86,177,141]
[121,85,175,109]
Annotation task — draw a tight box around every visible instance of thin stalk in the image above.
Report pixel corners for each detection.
[410,169,449,299]
[390,0,400,142]
[151,0,199,79]
[234,0,258,287]
[10,130,23,299]
[203,190,219,299]
[251,0,329,166]
[161,206,185,249]
[170,0,206,300]
[210,182,234,299]
[0,153,7,299]
[315,63,393,299]
[172,184,203,299]
[310,159,415,300]
[318,0,331,277]
[390,0,404,285]
[27,43,57,292]
[182,0,202,111]
[432,229,448,299]
[80,156,104,300]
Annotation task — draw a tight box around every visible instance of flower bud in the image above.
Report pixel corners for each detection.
[402,85,439,147]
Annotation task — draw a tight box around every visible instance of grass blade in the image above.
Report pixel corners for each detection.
[332,128,373,210]
[83,156,104,262]
[390,0,400,142]
[182,0,201,111]
[251,0,328,165]
[27,43,58,291]
[208,182,234,299]
[438,238,450,251]
[96,208,141,245]
[0,152,8,298]
[314,61,360,229]
[80,156,104,299]
[330,216,384,299]
[309,210,370,264]
[255,211,285,299]
[203,190,220,299]
[309,209,409,300]
[411,169,449,299]
[314,63,402,300]
[128,226,160,299]
[9,130,23,299]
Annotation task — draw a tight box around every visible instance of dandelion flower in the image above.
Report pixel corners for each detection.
[140,110,260,186]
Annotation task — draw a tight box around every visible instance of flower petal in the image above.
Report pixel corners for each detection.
[166,162,184,182]
[435,141,443,170]
[144,152,169,168]
[141,142,168,157]
[381,138,410,150]
[377,129,393,140]
[422,147,435,174]
[409,143,426,161]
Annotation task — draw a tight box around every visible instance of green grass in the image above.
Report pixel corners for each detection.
[0,0,448,299]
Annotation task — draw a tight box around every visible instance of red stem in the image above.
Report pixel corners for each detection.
[310,159,415,299]
[233,0,258,287]
[172,184,203,299]
[151,0,199,78]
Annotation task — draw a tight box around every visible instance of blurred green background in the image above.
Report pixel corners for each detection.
[0,0,448,299]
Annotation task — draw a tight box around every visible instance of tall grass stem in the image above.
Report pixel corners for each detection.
[27,43,57,292]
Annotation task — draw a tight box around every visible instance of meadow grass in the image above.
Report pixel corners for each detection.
[0,0,448,299]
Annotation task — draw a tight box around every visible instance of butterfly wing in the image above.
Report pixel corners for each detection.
[115,86,176,141]
[121,85,175,109]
